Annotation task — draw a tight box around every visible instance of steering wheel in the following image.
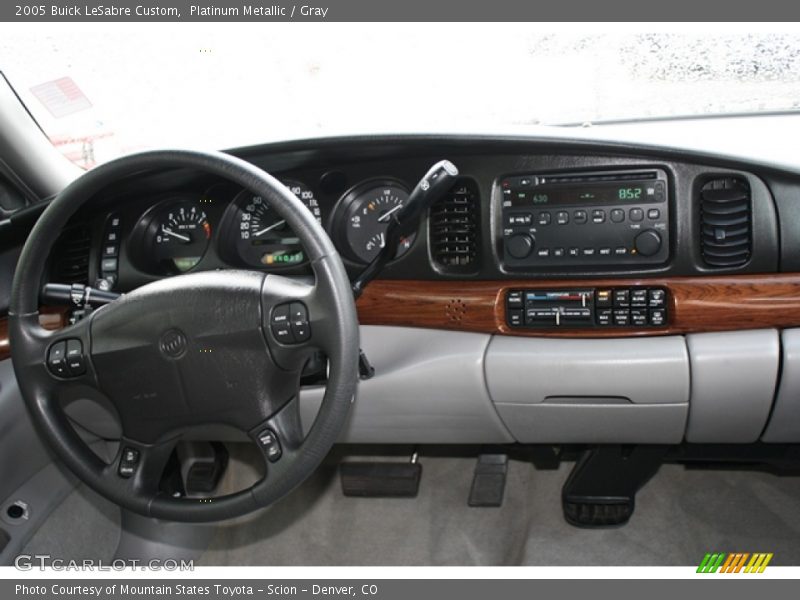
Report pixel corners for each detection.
[8,150,359,522]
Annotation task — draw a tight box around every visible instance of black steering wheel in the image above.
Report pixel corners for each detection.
[8,150,359,522]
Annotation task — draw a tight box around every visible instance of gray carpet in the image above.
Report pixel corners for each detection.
[21,447,800,566]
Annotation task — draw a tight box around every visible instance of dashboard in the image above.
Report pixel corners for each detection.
[5,134,800,447]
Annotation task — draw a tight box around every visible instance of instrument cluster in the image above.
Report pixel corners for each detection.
[123,176,418,279]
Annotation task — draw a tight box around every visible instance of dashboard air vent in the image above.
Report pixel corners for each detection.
[429,179,480,271]
[699,177,751,268]
[51,224,91,285]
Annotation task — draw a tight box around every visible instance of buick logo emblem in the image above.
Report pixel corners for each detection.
[159,329,187,359]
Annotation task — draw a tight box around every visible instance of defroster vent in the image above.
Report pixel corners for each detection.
[700,177,751,268]
[429,179,480,272]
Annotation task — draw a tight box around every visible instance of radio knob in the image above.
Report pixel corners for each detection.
[634,229,662,257]
[506,233,534,259]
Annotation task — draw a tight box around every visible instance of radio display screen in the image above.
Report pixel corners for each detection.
[509,182,659,207]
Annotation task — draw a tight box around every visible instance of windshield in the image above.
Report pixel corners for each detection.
[2,24,800,168]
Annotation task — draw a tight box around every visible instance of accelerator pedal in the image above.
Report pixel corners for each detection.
[468,452,508,507]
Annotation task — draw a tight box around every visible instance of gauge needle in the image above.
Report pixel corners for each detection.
[162,227,191,242]
[377,204,403,222]
[254,220,286,237]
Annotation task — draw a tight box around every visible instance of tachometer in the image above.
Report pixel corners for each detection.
[330,180,416,264]
[136,199,212,274]
[226,180,322,268]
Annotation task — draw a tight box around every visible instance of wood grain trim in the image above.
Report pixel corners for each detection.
[0,309,67,361]
[356,274,800,337]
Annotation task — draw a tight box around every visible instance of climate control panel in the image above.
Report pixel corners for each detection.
[505,286,669,330]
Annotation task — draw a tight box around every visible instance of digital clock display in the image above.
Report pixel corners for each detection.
[510,182,657,207]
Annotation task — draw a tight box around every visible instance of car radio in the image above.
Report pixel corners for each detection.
[500,168,670,269]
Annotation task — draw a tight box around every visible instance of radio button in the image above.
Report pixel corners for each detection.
[582,248,596,256]
[556,211,569,225]
[592,209,606,224]
[648,208,661,220]
[610,209,625,223]
[613,289,630,307]
[599,247,611,256]
[507,213,532,226]
[506,233,534,259]
[634,229,663,257]
[553,247,565,257]
[568,247,580,257]
[537,212,551,225]
[537,248,550,258]
[574,210,588,224]
[630,208,644,222]
[614,247,628,255]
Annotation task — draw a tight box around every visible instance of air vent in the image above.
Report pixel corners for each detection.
[51,224,91,285]
[700,177,751,268]
[429,179,480,271]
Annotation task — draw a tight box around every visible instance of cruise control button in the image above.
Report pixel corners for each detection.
[47,341,69,378]
[65,339,86,375]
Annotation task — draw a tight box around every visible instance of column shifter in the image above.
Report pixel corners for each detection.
[351,159,459,298]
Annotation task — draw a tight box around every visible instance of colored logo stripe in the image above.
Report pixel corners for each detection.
[697,553,773,573]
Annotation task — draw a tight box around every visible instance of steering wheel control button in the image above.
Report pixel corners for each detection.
[47,341,69,377]
[289,302,311,343]
[118,447,140,478]
[270,304,295,344]
[65,339,86,375]
[256,429,282,462]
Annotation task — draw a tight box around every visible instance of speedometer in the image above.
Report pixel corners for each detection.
[227,180,322,268]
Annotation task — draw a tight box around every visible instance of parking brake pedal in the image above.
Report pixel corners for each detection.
[468,452,508,507]
[340,452,421,497]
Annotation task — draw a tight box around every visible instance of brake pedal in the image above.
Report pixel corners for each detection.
[468,452,508,507]
[340,452,421,498]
